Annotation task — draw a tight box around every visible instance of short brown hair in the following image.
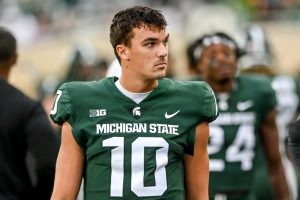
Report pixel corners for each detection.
[110,6,167,61]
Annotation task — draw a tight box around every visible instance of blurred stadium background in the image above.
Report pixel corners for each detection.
[1,0,300,99]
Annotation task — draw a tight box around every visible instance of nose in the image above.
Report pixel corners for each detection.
[157,43,168,58]
[215,53,227,62]
[212,52,235,67]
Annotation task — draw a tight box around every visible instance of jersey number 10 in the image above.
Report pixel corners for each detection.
[103,137,168,197]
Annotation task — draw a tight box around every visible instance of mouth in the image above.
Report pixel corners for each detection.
[154,62,167,68]
[216,65,233,78]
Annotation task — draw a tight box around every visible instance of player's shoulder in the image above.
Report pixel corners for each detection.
[239,74,271,85]
[161,78,218,122]
[238,74,273,92]
[163,78,211,94]
[58,77,111,94]
[59,80,98,91]
[161,78,216,109]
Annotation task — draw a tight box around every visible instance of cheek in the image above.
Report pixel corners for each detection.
[130,51,144,64]
[196,63,204,74]
[228,61,237,71]
[131,57,149,73]
[197,59,210,73]
[132,49,151,62]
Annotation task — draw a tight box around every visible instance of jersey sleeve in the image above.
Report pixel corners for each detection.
[199,82,219,123]
[184,81,218,155]
[50,83,72,125]
[50,82,90,149]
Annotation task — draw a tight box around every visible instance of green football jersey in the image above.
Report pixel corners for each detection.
[50,77,218,200]
[252,75,300,200]
[208,75,277,194]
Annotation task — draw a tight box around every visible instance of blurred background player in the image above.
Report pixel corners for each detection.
[239,24,300,200]
[187,31,289,200]
[0,27,59,200]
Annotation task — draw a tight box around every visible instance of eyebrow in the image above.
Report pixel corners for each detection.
[142,33,170,43]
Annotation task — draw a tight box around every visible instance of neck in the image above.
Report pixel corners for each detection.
[208,78,234,93]
[119,74,158,93]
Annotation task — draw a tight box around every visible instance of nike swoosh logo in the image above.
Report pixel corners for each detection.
[165,110,180,119]
[237,100,254,111]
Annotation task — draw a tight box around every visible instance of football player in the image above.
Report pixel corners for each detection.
[50,6,218,200]
[239,24,300,200]
[188,32,289,200]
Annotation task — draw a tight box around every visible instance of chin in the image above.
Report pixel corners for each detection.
[156,72,167,79]
[150,70,166,79]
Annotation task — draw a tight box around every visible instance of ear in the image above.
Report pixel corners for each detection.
[11,53,18,66]
[116,44,130,61]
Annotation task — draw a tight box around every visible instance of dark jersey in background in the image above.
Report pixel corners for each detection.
[0,79,59,200]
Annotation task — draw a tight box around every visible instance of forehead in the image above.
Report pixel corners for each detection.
[132,25,168,40]
[202,44,235,56]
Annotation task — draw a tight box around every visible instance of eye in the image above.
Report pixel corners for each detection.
[145,42,156,47]
[224,52,235,60]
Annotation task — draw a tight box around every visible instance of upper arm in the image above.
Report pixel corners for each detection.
[51,122,84,200]
[261,96,290,200]
[184,122,209,200]
[261,109,281,165]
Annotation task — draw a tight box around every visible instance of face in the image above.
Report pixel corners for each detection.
[119,25,169,81]
[198,44,237,83]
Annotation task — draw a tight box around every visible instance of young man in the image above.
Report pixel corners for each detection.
[0,27,59,199]
[50,6,218,200]
[239,24,300,200]
[188,32,289,200]
[241,65,300,200]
